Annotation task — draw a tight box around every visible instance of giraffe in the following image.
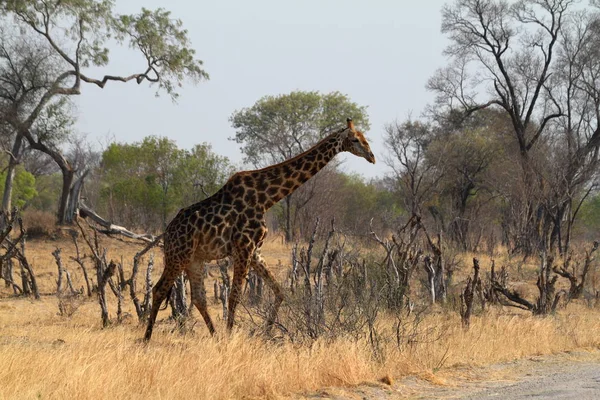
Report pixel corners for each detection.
[144,118,375,341]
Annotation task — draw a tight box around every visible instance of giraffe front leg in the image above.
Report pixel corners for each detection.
[227,245,252,331]
[145,270,177,341]
[144,249,191,342]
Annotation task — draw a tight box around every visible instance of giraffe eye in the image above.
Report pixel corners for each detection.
[351,138,360,143]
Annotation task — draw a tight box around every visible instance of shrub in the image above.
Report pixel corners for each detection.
[21,209,56,238]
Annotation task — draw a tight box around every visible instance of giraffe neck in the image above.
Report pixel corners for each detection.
[248,131,343,210]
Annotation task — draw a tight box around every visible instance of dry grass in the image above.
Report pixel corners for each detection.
[1,236,600,399]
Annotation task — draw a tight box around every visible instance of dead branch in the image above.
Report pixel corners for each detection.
[552,241,598,300]
[128,233,163,321]
[69,230,92,297]
[98,260,117,327]
[78,204,159,244]
[460,258,481,328]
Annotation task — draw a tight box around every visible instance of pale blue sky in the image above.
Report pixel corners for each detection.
[75,0,448,178]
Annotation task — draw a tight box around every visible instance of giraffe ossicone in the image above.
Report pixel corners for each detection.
[144,118,375,341]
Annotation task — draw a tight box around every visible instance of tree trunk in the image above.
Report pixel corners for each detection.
[57,168,75,224]
[20,129,76,225]
[65,170,89,224]
[2,134,24,215]
[284,195,292,242]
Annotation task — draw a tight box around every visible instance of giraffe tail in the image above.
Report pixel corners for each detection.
[159,286,174,311]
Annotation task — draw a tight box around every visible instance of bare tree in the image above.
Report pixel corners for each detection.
[429,0,576,254]
[384,119,445,221]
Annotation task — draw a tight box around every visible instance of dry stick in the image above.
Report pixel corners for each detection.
[0,210,16,289]
[370,218,399,285]
[69,231,92,297]
[76,217,115,326]
[129,234,163,321]
[0,218,31,295]
[535,255,560,315]
[553,241,599,300]
[13,218,39,299]
[0,262,22,294]
[315,219,335,326]
[247,270,263,305]
[170,274,189,320]
[290,243,299,293]
[491,274,535,312]
[460,258,481,328]
[1,259,9,288]
[0,209,17,244]
[64,269,77,294]
[53,248,64,295]
[143,254,154,316]
[98,260,117,327]
[116,269,124,323]
[218,260,230,320]
[303,218,320,294]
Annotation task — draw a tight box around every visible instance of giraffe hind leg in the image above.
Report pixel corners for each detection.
[251,253,284,330]
[187,260,216,335]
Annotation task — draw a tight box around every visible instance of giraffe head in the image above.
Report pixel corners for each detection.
[341,118,376,164]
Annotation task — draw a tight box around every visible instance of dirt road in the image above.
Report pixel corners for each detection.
[458,361,600,399]
[302,351,600,399]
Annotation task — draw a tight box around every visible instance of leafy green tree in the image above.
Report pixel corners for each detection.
[230,90,370,241]
[178,143,236,205]
[0,166,38,209]
[578,194,600,233]
[0,1,208,224]
[29,174,62,212]
[99,137,232,231]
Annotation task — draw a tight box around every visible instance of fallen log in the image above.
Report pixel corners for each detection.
[78,204,158,243]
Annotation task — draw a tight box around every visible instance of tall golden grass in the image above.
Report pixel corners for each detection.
[0,236,599,399]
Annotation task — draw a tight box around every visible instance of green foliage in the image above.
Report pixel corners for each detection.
[0,166,38,208]
[1,0,208,100]
[338,174,403,232]
[29,174,61,212]
[579,194,600,230]
[230,91,370,167]
[99,136,233,231]
[112,7,209,98]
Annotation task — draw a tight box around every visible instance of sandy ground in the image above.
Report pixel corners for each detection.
[299,351,600,399]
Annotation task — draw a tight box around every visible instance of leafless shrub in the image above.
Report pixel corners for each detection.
[52,248,79,296]
[124,234,162,321]
[53,246,84,317]
[76,217,118,327]
[490,254,567,315]
[57,293,85,317]
[246,217,439,361]
[69,230,92,297]
[552,242,598,301]
[370,217,421,311]
[0,210,39,299]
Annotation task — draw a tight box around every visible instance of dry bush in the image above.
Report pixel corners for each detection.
[57,293,85,317]
[21,209,57,238]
